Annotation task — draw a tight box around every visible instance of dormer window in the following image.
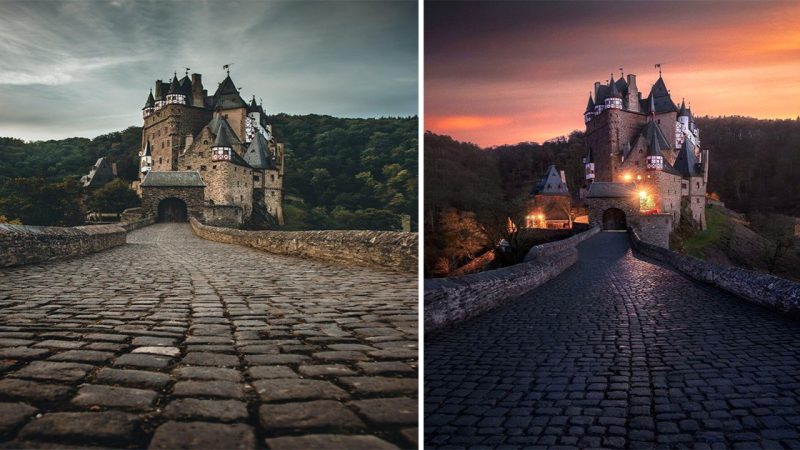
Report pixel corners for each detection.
[212,146,232,161]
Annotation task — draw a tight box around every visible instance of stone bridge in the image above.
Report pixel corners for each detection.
[425,232,800,449]
[0,224,417,449]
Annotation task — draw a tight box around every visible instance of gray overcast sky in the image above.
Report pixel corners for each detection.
[0,0,418,141]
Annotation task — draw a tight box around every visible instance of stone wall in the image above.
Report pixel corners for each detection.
[425,226,600,333]
[203,205,243,228]
[587,196,639,229]
[141,186,205,220]
[629,229,800,318]
[190,218,417,273]
[0,223,127,268]
[636,214,672,249]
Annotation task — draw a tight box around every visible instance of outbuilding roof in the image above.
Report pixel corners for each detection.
[586,182,635,198]
[141,171,206,187]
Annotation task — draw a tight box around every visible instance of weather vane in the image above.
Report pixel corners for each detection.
[655,63,662,76]
[185,67,190,76]
[619,67,624,78]
[223,63,233,75]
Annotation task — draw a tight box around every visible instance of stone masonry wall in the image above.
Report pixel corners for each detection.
[0,223,127,268]
[203,205,243,228]
[636,214,673,249]
[425,226,600,333]
[629,228,800,318]
[141,186,205,220]
[190,218,417,273]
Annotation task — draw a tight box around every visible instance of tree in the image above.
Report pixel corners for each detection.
[749,212,796,274]
[86,179,139,220]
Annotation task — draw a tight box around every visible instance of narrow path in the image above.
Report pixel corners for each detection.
[0,223,418,449]
[425,232,800,449]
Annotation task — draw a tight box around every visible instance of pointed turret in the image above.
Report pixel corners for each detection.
[213,75,247,109]
[142,90,155,118]
[584,93,595,123]
[168,73,181,94]
[604,74,623,109]
[646,76,677,113]
[244,134,275,169]
[678,99,689,117]
[166,72,187,105]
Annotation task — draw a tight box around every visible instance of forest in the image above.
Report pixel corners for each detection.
[425,116,800,276]
[0,114,417,231]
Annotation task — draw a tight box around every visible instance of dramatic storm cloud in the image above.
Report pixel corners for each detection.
[0,0,418,140]
[426,1,800,147]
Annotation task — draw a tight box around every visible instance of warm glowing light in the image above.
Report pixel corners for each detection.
[623,173,632,182]
[636,175,642,181]
[639,190,647,198]
[538,214,544,220]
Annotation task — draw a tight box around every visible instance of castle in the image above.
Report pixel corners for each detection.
[582,70,708,248]
[134,69,285,227]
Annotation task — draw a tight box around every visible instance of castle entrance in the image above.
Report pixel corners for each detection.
[602,208,627,230]
[157,198,188,222]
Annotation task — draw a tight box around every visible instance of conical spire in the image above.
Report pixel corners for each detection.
[143,90,154,109]
[678,98,689,117]
[213,122,234,149]
[585,93,595,112]
[168,73,181,94]
[649,94,656,116]
[244,133,275,169]
[608,74,622,98]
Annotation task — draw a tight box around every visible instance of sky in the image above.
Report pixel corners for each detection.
[0,0,418,141]
[425,0,800,147]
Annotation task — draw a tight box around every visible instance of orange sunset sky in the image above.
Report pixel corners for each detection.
[425,0,800,147]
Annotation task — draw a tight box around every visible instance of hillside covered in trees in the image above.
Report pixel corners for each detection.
[0,114,417,230]
[425,116,800,276]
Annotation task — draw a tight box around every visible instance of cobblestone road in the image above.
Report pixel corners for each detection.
[0,223,418,449]
[426,232,800,449]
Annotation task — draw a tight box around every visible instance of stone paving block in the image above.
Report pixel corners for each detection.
[258,400,366,430]
[0,347,49,359]
[0,402,37,433]
[253,378,349,402]
[163,398,249,422]
[181,352,239,367]
[10,361,93,382]
[0,378,72,401]
[173,366,243,382]
[94,368,172,389]
[72,384,157,410]
[131,336,177,347]
[311,350,368,362]
[148,421,257,449]
[132,346,180,357]
[84,333,128,343]
[244,354,309,365]
[172,380,244,399]
[265,434,400,450]
[357,361,415,374]
[32,340,84,349]
[48,350,114,363]
[17,411,139,443]
[298,364,357,377]
[114,353,172,369]
[349,397,418,424]
[247,365,298,379]
[338,376,417,395]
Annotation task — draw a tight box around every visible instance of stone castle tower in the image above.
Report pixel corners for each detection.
[583,70,709,247]
[137,70,285,227]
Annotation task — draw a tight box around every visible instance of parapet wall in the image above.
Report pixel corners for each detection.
[425,226,600,333]
[190,218,417,273]
[629,228,800,317]
[0,223,128,268]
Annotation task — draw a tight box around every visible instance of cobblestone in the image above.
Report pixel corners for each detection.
[0,223,416,448]
[425,232,800,448]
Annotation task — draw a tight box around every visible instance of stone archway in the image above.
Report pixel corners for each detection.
[157,197,188,223]
[602,208,627,231]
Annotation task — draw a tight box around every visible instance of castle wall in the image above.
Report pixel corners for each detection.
[636,213,673,249]
[586,196,639,229]
[655,171,682,228]
[142,104,211,173]
[0,223,127,268]
[140,186,205,220]
[203,205,243,228]
[688,175,707,229]
[586,109,647,182]
[261,169,284,223]
[202,162,253,219]
[220,107,248,149]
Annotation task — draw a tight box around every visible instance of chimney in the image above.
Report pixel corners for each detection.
[593,81,600,98]
[154,80,163,99]
[111,163,118,177]
[191,73,205,107]
[560,170,567,184]
[184,133,193,151]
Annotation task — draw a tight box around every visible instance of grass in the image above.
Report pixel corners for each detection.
[679,206,728,258]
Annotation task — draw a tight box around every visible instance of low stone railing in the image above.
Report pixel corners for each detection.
[0,223,128,268]
[425,226,600,333]
[190,218,417,273]
[629,228,800,317]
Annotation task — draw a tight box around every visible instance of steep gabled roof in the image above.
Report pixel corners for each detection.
[585,94,595,113]
[645,76,678,113]
[141,171,205,187]
[179,75,192,96]
[531,165,570,196]
[205,115,251,168]
[212,121,235,148]
[244,134,276,170]
[607,75,622,98]
[213,75,247,109]
[678,99,690,117]
[674,139,702,177]
[614,76,628,95]
[167,74,181,95]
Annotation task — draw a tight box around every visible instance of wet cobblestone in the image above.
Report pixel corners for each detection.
[0,223,417,449]
[425,232,800,449]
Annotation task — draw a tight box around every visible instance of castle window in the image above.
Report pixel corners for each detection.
[199,152,203,157]
[271,175,275,182]
[254,176,260,182]
[212,165,217,170]
[271,191,275,197]
[240,195,243,201]
[186,166,191,170]
[696,198,700,203]
[200,165,206,171]
[696,182,700,189]
[204,140,208,145]
[657,119,661,124]
[159,157,163,164]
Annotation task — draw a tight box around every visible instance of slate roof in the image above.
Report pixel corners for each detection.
[244,134,276,170]
[607,76,622,98]
[82,157,115,188]
[531,165,570,196]
[586,182,635,198]
[143,90,154,109]
[213,122,235,149]
[213,75,247,109]
[180,76,192,96]
[204,115,251,168]
[167,75,181,95]
[674,139,702,177]
[642,76,678,114]
[141,171,206,187]
[585,94,595,113]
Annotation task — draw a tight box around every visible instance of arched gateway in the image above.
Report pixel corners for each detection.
[602,208,627,230]
[158,198,188,222]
